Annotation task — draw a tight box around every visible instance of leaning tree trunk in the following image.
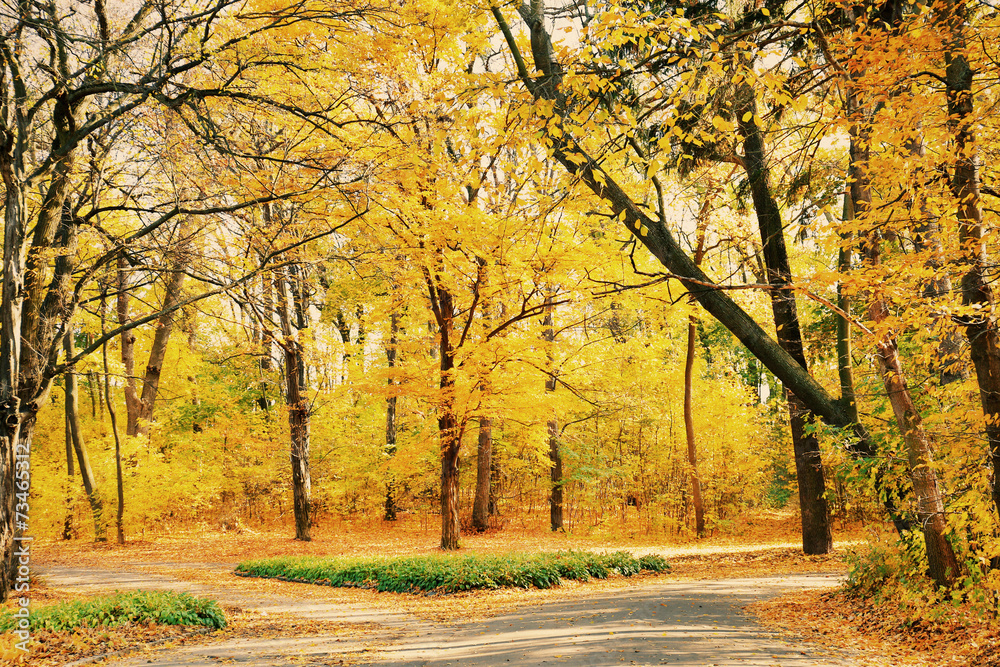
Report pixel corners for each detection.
[134,252,188,438]
[64,333,106,541]
[848,92,959,587]
[489,7,913,537]
[737,79,832,555]
[275,267,311,541]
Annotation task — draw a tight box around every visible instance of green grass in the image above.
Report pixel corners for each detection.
[235,550,670,594]
[0,590,226,633]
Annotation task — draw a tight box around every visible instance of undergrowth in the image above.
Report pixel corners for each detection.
[0,590,226,632]
[844,531,1000,623]
[236,550,669,593]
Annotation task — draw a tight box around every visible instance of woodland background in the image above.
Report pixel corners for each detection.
[5,0,1000,610]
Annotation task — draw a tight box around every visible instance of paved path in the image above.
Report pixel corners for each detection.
[39,565,855,667]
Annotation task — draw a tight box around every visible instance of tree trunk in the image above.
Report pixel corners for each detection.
[275,267,311,541]
[64,333,106,541]
[737,80,832,555]
[88,369,100,420]
[134,253,188,437]
[837,187,859,424]
[543,294,563,532]
[435,285,462,550]
[684,317,705,537]
[384,310,399,522]
[489,448,500,516]
[849,101,958,587]
[101,314,125,546]
[0,136,29,602]
[63,402,74,540]
[472,417,492,531]
[257,271,274,411]
[943,0,1000,535]
[683,200,716,539]
[117,255,141,437]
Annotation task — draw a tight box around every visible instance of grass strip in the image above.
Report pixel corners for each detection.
[0,590,226,632]
[235,550,669,594]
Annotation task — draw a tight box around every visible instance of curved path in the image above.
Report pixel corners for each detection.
[39,564,856,667]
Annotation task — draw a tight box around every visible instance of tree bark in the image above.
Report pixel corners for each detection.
[275,267,311,541]
[472,281,493,533]
[472,417,492,531]
[684,318,705,537]
[736,80,832,555]
[0,161,26,602]
[64,333,106,541]
[435,284,462,550]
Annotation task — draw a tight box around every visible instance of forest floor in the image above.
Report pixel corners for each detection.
[8,513,1000,666]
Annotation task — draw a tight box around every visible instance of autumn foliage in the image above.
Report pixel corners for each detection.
[3,0,1000,629]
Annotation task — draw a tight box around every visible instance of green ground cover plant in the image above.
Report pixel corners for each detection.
[235,550,670,593]
[0,591,226,632]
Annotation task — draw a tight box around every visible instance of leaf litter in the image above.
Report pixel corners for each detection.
[16,519,995,666]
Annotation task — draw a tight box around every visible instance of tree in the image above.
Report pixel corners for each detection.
[0,0,375,598]
[488,1,888,524]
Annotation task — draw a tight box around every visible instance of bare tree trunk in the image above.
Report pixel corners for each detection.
[489,449,500,516]
[543,294,563,532]
[0,150,27,602]
[257,271,274,411]
[64,333,106,541]
[737,78,831,555]
[275,267,311,541]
